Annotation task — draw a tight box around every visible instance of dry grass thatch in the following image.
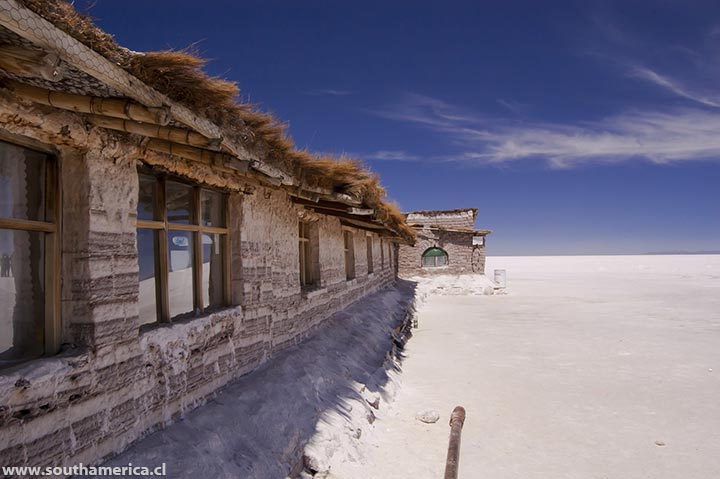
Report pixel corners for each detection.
[16,0,414,241]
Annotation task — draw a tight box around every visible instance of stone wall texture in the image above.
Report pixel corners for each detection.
[0,94,399,472]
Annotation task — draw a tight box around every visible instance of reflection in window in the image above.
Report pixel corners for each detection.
[166,180,193,224]
[0,230,45,363]
[201,190,224,227]
[422,247,449,267]
[0,142,45,222]
[0,139,57,368]
[136,171,229,324]
[137,229,158,326]
[168,231,194,318]
[203,233,225,308]
[137,174,157,221]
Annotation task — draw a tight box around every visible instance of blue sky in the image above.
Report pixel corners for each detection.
[85,0,719,255]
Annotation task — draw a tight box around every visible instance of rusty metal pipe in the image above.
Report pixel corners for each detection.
[444,406,466,479]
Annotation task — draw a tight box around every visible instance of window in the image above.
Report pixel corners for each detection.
[137,171,229,325]
[343,230,355,280]
[366,235,374,274]
[422,247,448,268]
[0,138,59,368]
[299,220,319,288]
[380,239,385,269]
[473,235,485,246]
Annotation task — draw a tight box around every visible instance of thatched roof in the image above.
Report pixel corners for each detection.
[11,0,415,242]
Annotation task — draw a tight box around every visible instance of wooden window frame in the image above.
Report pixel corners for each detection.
[0,135,61,362]
[136,169,231,323]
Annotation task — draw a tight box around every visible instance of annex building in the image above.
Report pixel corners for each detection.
[398,208,491,277]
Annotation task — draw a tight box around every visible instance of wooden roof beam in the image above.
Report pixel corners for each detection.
[291,196,375,215]
[8,81,170,125]
[88,115,221,149]
[145,139,249,173]
[303,204,387,228]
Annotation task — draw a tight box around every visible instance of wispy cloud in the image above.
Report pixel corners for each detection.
[628,66,720,108]
[364,150,419,161]
[361,18,720,168]
[480,109,720,167]
[304,88,354,96]
[496,98,529,115]
[366,93,720,168]
[367,92,484,128]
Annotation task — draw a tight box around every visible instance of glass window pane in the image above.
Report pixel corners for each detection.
[166,180,194,224]
[137,229,159,326]
[201,190,224,227]
[0,140,46,221]
[137,174,157,221]
[202,233,225,309]
[168,231,195,318]
[422,248,448,267]
[0,229,44,365]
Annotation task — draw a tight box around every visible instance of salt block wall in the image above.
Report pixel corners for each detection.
[0,96,397,470]
[398,229,485,277]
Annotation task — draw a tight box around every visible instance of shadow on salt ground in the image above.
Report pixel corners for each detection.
[77,280,418,479]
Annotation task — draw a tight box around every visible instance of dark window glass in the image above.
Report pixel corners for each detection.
[201,190,225,227]
[299,222,318,287]
[380,240,385,268]
[0,140,46,221]
[137,228,158,326]
[366,236,374,274]
[168,230,195,318]
[344,231,355,280]
[202,233,225,308]
[0,229,45,365]
[137,174,157,221]
[166,180,193,224]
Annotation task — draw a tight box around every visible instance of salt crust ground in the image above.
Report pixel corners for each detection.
[81,255,720,478]
[80,284,416,479]
[326,255,720,479]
